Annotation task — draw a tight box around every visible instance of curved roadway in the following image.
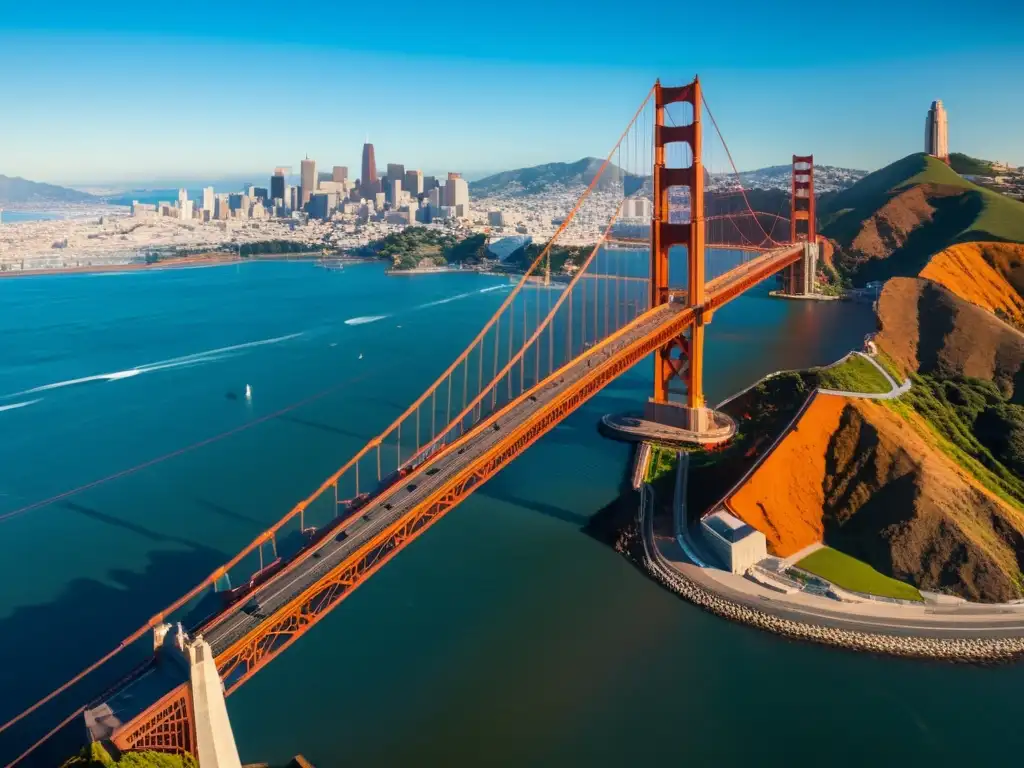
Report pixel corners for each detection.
[645,458,1024,640]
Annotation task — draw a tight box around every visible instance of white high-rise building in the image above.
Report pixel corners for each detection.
[443,173,469,218]
[622,197,652,219]
[202,187,215,213]
[925,100,949,162]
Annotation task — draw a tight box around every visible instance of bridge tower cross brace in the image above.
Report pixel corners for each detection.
[784,154,815,294]
[651,77,705,411]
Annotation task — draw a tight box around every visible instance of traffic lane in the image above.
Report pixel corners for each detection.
[207,304,682,653]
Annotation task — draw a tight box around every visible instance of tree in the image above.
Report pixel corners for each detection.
[975,403,1024,475]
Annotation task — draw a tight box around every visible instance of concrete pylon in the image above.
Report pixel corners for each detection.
[188,637,243,768]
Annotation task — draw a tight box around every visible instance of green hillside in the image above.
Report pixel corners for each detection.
[820,154,1024,284]
[949,152,997,177]
[821,153,1024,245]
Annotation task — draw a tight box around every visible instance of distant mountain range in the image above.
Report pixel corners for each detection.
[723,164,867,193]
[0,175,98,205]
[469,158,632,197]
[470,157,867,197]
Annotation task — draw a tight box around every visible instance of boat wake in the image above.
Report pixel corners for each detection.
[344,315,390,326]
[3,332,304,398]
[0,399,41,413]
[414,284,511,311]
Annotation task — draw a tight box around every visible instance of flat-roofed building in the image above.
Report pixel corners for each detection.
[700,510,767,574]
[444,173,469,218]
[271,169,287,203]
[404,169,423,195]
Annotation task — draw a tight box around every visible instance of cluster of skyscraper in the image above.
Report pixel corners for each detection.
[130,140,470,226]
[274,143,469,223]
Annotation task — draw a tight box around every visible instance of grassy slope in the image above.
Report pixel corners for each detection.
[949,152,996,177]
[814,354,891,394]
[646,446,677,484]
[797,546,923,601]
[821,153,1024,249]
[884,375,1024,510]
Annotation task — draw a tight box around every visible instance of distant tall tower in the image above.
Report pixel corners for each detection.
[925,100,949,163]
[300,157,317,207]
[271,168,287,204]
[361,142,377,194]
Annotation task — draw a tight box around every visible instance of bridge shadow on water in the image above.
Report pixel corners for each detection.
[193,496,266,531]
[276,414,371,443]
[61,501,204,549]
[0,503,228,767]
[476,486,590,528]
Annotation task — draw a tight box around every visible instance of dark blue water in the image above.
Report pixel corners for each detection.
[1,261,1020,767]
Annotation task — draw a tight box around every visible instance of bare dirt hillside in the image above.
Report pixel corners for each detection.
[727,393,845,557]
[727,392,1024,602]
[875,277,1024,401]
[823,400,1024,603]
[819,153,1024,287]
[847,184,963,260]
[919,242,1024,323]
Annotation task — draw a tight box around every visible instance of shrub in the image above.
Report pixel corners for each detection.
[975,403,1024,476]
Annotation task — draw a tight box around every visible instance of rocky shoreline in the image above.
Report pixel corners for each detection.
[637,516,1024,663]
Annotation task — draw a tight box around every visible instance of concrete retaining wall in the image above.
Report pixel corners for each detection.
[642,534,1024,663]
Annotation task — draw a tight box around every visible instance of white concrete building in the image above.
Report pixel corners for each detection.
[700,510,767,574]
[444,173,469,218]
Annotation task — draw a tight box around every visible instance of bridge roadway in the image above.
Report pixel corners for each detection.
[201,303,691,658]
[199,245,803,659]
[86,245,803,737]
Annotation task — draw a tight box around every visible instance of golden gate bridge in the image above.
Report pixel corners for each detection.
[0,76,820,766]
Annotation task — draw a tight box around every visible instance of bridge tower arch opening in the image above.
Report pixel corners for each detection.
[783,154,817,295]
[648,77,711,432]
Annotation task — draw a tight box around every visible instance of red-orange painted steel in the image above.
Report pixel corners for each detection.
[41,76,810,763]
[785,154,815,293]
[108,243,803,760]
[111,684,195,756]
[652,77,705,408]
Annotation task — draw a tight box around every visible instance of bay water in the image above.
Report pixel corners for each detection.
[0,260,1019,767]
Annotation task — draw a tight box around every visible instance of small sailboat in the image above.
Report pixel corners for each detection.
[358,353,364,360]
[245,384,252,400]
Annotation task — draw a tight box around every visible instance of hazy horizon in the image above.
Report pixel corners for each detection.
[2,0,1022,185]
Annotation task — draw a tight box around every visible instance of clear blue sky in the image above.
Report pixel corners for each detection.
[2,0,1022,186]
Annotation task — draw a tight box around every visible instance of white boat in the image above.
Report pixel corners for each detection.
[245,384,252,400]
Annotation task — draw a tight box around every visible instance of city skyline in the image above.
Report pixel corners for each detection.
[1,2,1023,184]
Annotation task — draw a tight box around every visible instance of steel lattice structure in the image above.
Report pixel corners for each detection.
[0,76,816,767]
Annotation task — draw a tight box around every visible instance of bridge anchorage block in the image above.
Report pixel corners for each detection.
[601,399,736,447]
[642,399,735,446]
